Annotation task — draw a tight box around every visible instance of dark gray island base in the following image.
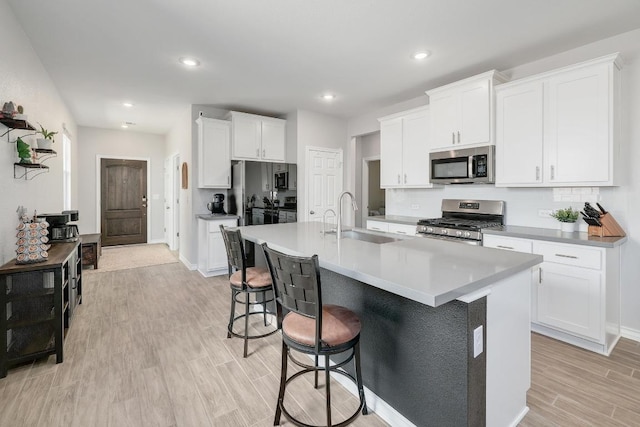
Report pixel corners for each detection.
[239,222,539,427]
[321,268,486,426]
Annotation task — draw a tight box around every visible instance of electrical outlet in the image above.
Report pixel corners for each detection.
[473,326,483,358]
[538,209,553,218]
[411,204,420,210]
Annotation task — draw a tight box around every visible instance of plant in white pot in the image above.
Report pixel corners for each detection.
[36,124,57,150]
[551,207,580,232]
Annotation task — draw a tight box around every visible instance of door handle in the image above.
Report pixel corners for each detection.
[142,204,147,208]
[310,210,315,215]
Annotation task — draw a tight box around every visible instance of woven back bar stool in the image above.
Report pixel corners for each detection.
[261,243,368,427]
[220,225,278,357]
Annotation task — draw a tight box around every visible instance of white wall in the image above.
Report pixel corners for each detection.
[0,0,78,264]
[76,127,166,242]
[347,28,640,334]
[294,110,349,221]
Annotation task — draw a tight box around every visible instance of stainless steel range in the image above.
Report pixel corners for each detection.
[417,199,505,245]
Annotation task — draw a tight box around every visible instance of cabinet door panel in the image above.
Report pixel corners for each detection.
[380,118,403,187]
[459,83,490,145]
[547,65,610,184]
[537,262,601,341]
[261,119,286,161]
[429,94,458,150]
[495,83,544,185]
[198,118,231,188]
[232,115,261,160]
[402,110,430,186]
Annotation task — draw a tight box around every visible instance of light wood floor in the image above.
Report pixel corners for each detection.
[1,259,639,426]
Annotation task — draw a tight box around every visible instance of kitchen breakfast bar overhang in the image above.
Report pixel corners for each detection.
[238,222,542,427]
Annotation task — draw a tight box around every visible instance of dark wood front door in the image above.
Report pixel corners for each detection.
[101,159,148,246]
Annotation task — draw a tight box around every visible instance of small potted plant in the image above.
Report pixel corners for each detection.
[551,207,580,232]
[36,123,57,150]
[16,137,32,164]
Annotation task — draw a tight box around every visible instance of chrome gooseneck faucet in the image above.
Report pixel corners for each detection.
[336,191,358,239]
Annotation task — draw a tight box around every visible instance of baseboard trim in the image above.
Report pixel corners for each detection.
[621,327,640,343]
[147,239,165,244]
[508,406,529,427]
[179,254,196,270]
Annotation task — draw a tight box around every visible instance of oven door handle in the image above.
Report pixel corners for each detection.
[468,156,475,178]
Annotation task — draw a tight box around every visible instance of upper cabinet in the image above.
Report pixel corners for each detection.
[379,105,435,188]
[229,111,286,162]
[196,117,231,189]
[426,70,508,150]
[495,53,622,187]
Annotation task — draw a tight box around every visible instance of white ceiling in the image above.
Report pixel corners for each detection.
[8,0,640,135]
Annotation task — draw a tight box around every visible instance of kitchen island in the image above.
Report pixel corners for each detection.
[239,222,542,427]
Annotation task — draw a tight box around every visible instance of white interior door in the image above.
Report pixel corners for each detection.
[305,147,343,223]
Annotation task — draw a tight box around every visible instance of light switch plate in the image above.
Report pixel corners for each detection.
[473,326,483,358]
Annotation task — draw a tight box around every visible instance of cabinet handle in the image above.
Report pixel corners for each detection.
[227,176,230,184]
[457,131,460,144]
[452,132,455,144]
[496,245,514,250]
[263,149,266,157]
[536,166,540,181]
[396,231,407,234]
[404,174,407,184]
[555,253,578,259]
[371,227,381,230]
[539,268,543,284]
[397,174,401,184]
[256,148,260,157]
[550,165,555,180]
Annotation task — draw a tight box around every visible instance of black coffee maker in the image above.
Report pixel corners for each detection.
[207,193,226,214]
[41,210,79,242]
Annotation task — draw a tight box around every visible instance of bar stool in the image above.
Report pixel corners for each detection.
[261,243,368,427]
[220,225,278,357]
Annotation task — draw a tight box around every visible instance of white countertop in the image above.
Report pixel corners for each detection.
[483,225,627,248]
[366,215,421,225]
[196,214,240,220]
[238,222,542,307]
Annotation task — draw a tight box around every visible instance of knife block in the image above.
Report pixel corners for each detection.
[587,213,626,237]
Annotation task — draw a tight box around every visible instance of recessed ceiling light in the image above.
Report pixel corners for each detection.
[179,57,200,67]
[123,102,134,108]
[321,93,336,101]
[413,51,430,60]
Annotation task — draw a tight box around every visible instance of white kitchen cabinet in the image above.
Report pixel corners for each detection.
[427,70,507,150]
[495,53,622,187]
[288,164,297,190]
[379,106,434,188]
[197,217,238,277]
[196,117,231,188]
[366,220,389,232]
[388,223,416,236]
[229,111,286,162]
[484,233,620,355]
[273,163,287,173]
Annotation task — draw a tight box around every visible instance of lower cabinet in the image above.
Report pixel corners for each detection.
[0,241,82,378]
[366,219,417,236]
[483,234,620,355]
[198,218,238,277]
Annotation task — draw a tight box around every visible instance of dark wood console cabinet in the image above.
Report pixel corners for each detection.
[0,241,82,378]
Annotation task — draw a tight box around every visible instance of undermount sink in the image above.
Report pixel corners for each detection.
[340,230,400,244]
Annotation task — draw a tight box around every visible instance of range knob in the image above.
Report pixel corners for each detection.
[455,230,463,237]
[441,229,448,235]
[427,227,434,233]
[464,231,472,238]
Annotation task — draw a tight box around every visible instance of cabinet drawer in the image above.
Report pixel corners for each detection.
[388,223,416,236]
[208,219,237,233]
[483,235,532,253]
[366,220,389,232]
[533,241,602,270]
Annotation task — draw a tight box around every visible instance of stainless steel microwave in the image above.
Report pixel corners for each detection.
[429,145,495,184]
